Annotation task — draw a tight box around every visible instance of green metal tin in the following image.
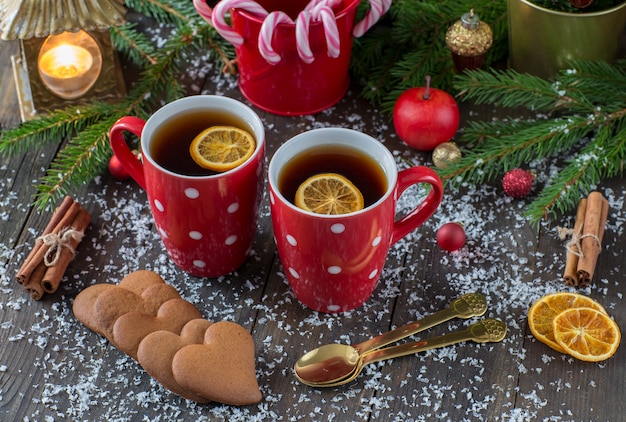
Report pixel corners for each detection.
[507,0,626,78]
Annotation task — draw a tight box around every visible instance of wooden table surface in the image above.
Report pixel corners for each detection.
[1,16,625,422]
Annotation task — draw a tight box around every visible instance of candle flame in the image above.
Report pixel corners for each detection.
[39,44,93,79]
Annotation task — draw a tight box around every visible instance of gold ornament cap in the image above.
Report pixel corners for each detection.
[445,9,493,57]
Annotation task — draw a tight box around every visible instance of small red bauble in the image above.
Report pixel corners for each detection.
[502,168,534,198]
[436,222,466,252]
[393,76,460,152]
[108,155,131,180]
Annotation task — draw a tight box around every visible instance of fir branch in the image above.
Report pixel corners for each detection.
[110,23,158,66]
[0,102,115,156]
[524,121,626,221]
[448,62,626,225]
[34,117,120,209]
[124,0,195,25]
[454,69,563,111]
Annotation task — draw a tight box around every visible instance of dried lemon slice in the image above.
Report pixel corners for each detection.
[527,292,607,353]
[189,125,255,172]
[295,173,364,215]
[553,307,620,362]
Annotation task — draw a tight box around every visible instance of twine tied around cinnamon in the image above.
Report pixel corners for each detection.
[559,192,609,288]
[38,227,85,266]
[557,225,602,259]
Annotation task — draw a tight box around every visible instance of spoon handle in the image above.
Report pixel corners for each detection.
[360,318,507,366]
[353,292,487,354]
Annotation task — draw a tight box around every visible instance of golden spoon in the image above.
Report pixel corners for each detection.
[294,292,488,385]
[297,318,507,388]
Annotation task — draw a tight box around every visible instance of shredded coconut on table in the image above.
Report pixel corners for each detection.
[1,25,625,422]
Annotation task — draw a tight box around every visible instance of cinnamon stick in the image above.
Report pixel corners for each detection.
[563,198,587,287]
[16,196,74,285]
[16,200,81,284]
[41,208,91,294]
[577,192,609,288]
[23,261,46,300]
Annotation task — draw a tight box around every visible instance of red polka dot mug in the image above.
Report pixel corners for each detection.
[268,127,443,312]
[109,95,266,277]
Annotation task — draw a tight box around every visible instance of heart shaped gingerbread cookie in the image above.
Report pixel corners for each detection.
[113,298,203,359]
[172,321,262,406]
[73,270,263,406]
[137,318,213,403]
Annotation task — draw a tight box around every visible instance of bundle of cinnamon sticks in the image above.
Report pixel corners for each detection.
[562,191,609,288]
[16,196,91,300]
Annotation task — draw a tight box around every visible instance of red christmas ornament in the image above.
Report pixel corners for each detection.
[108,155,131,180]
[502,168,534,198]
[436,222,466,252]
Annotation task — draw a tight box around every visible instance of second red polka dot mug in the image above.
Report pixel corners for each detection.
[268,127,443,312]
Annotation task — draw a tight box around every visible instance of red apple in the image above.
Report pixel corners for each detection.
[393,76,460,151]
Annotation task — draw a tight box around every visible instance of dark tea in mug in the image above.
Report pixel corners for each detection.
[150,109,255,176]
[278,144,388,208]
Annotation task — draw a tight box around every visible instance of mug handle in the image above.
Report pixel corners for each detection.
[390,166,444,245]
[109,116,147,190]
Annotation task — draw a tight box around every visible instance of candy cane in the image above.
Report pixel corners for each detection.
[317,6,340,59]
[212,0,269,46]
[296,11,314,64]
[304,0,342,12]
[258,11,295,65]
[203,0,387,65]
[353,0,392,38]
[296,0,341,62]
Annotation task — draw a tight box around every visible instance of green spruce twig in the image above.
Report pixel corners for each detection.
[441,60,626,225]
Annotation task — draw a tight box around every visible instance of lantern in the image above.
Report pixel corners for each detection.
[0,0,127,121]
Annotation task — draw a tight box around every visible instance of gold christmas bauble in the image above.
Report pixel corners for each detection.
[432,142,462,168]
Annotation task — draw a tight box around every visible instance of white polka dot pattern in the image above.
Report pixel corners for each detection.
[184,188,200,199]
[154,199,164,212]
[327,266,341,274]
[152,183,247,276]
[330,223,345,234]
[281,221,384,292]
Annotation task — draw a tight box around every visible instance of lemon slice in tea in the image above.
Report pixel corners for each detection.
[295,173,364,215]
[189,125,255,172]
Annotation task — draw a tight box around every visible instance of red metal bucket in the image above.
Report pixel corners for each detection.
[195,0,387,116]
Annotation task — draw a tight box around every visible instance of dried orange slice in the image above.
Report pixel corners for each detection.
[527,292,607,353]
[295,173,364,215]
[189,125,255,172]
[552,307,620,362]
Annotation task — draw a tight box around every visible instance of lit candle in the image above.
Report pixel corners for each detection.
[39,44,93,80]
[37,31,102,100]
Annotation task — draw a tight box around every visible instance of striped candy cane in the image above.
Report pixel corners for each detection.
[353,0,392,38]
[211,0,269,46]
[316,6,340,58]
[196,0,389,65]
[295,11,314,64]
[295,0,342,62]
[258,11,295,64]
